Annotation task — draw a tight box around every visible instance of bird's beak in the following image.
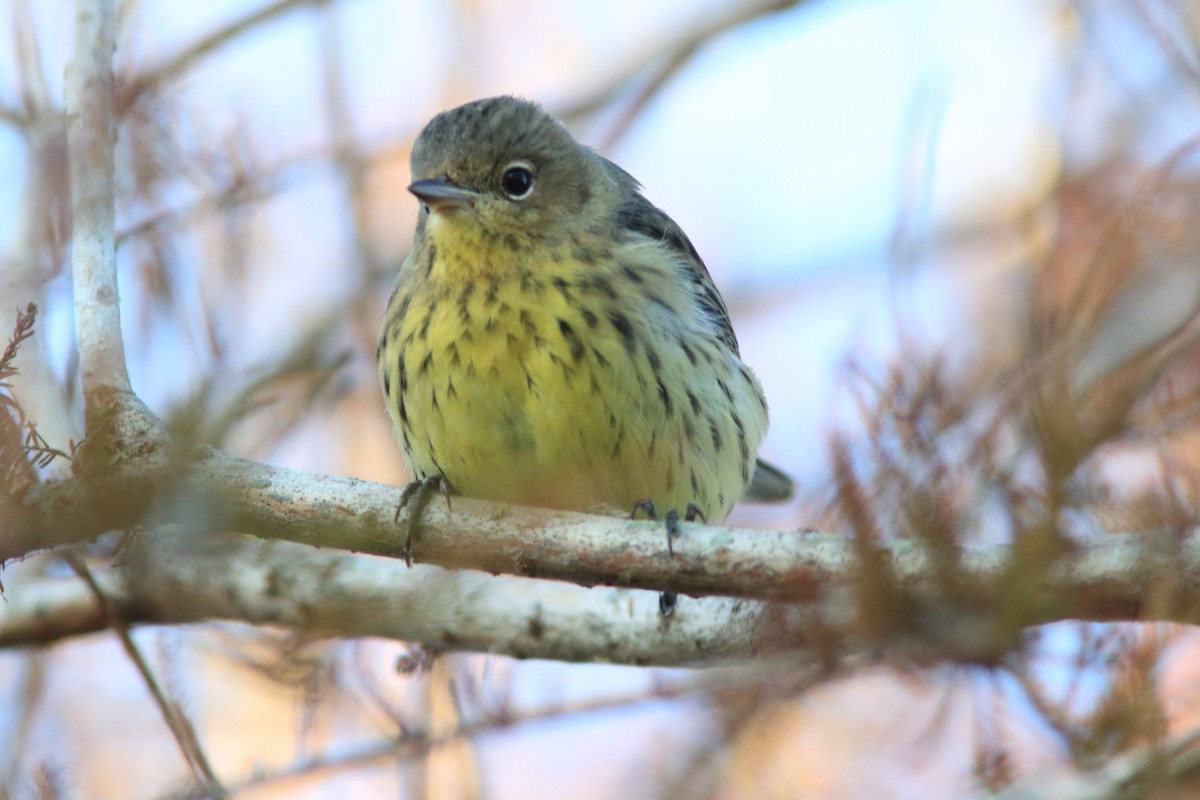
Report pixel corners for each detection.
[409,178,479,212]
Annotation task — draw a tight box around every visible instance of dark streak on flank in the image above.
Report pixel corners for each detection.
[645,346,661,372]
[571,244,596,266]
[732,412,751,474]
[678,338,697,366]
[656,377,673,417]
[458,281,475,305]
[419,307,434,341]
[519,309,537,336]
[583,275,618,299]
[647,293,672,313]
[552,276,573,302]
[393,293,412,323]
[376,328,388,362]
[609,312,636,354]
[558,318,585,361]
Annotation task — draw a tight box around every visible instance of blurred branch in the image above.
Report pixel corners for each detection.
[5,0,51,129]
[991,722,1200,800]
[4,393,1200,662]
[1128,0,1200,95]
[4,393,835,604]
[317,0,380,286]
[118,0,321,110]
[64,551,227,798]
[557,0,811,125]
[162,663,782,800]
[573,0,815,151]
[66,0,129,397]
[0,104,29,130]
[592,35,706,153]
[0,528,778,665]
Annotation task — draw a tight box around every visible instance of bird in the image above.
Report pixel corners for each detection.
[377,96,792,611]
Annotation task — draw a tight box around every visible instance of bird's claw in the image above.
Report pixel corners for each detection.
[394,475,453,566]
[630,499,707,617]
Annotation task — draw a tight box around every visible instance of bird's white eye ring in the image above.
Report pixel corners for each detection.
[500,162,535,200]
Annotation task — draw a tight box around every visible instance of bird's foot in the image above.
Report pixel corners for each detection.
[629,499,706,616]
[394,475,453,566]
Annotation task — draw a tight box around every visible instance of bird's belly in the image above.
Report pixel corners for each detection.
[407,365,627,513]
[398,339,660,513]
[379,266,763,520]
[382,286,764,520]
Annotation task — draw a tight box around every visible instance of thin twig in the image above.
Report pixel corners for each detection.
[118,0,321,110]
[9,0,51,126]
[595,39,704,153]
[0,104,29,130]
[557,0,811,126]
[63,551,227,798]
[160,662,796,800]
[1129,0,1200,95]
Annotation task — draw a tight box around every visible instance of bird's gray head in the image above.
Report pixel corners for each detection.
[408,96,614,238]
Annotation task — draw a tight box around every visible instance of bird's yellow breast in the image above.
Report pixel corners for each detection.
[377,224,766,520]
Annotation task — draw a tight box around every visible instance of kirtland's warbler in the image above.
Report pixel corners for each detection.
[377,97,792,597]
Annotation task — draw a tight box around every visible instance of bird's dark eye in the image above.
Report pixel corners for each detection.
[500,164,534,200]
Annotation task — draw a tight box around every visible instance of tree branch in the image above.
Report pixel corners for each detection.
[7,392,838,602]
[5,392,1200,662]
[0,529,780,664]
[66,0,128,396]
